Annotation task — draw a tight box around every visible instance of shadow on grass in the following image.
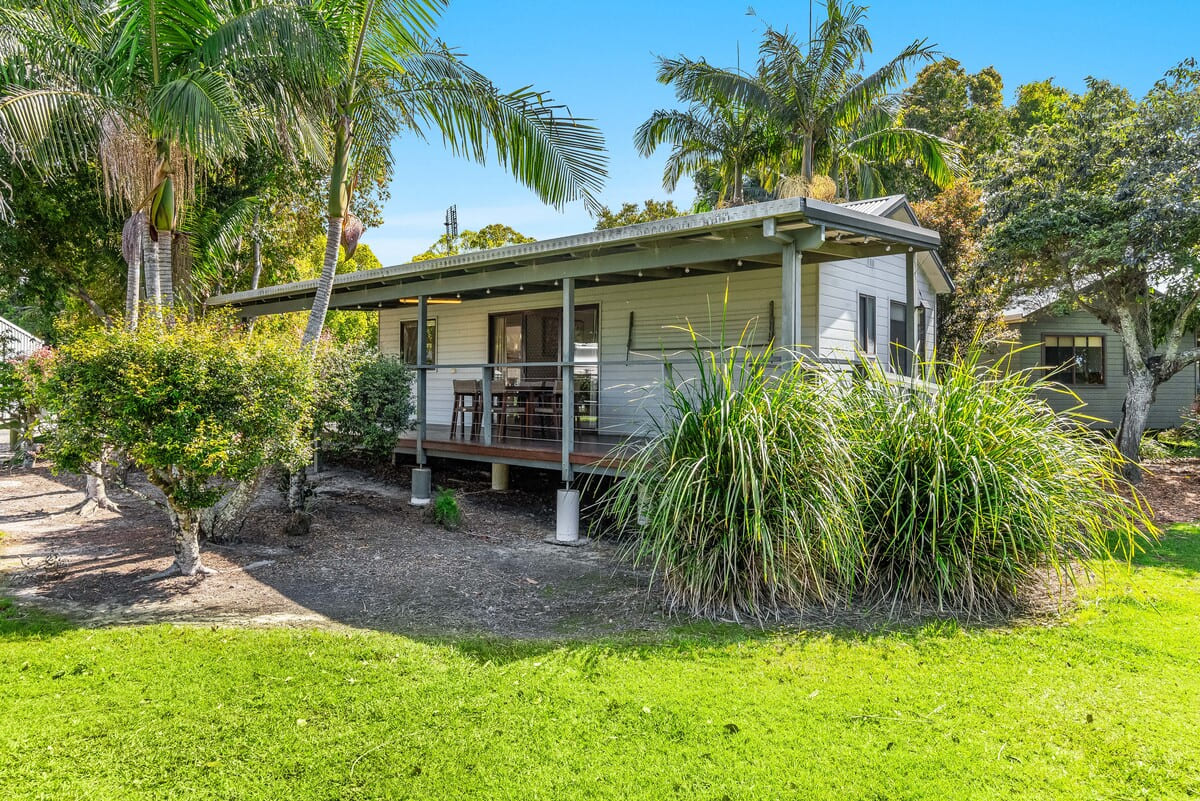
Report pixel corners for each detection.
[1131,523,1200,576]
[0,597,77,640]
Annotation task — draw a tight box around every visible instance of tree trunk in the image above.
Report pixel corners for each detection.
[302,216,344,348]
[144,217,161,311]
[158,233,174,308]
[1116,369,1157,484]
[199,472,263,542]
[169,504,206,576]
[82,460,119,515]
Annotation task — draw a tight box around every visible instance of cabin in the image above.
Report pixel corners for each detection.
[1003,296,1198,429]
[207,196,949,536]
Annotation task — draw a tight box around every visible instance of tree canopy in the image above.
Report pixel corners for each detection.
[412,224,535,261]
[594,200,684,229]
[985,60,1200,477]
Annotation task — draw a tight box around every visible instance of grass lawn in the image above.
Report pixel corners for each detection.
[1,528,1198,800]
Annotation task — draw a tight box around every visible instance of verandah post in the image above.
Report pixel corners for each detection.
[905,251,917,378]
[780,238,801,354]
[561,277,575,483]
[411,295,432,506]
[555,276,581,543]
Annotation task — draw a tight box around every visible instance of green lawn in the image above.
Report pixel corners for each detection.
[2,529,1198,800]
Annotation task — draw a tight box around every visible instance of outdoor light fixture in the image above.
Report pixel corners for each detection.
[737,259,743,267]
[684,267,691,273]
[519,285,524,291]
[637,271,643,277]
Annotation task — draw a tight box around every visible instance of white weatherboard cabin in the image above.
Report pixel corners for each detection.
[208,196,948,531]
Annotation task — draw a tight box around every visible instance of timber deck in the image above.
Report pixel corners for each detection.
[394,424,637,474]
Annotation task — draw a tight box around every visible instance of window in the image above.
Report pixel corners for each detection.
[400,319,436,365]
[857,295,876,354]
[916,304,928,361]
[889,301,909,374]
[1043,335,1105,384]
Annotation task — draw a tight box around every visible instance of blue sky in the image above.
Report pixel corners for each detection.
[369,0,1199,266]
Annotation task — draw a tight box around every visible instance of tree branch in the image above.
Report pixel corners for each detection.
[108,471,170,512]
[1116,305,1148,374]
[1163,290,1200,366]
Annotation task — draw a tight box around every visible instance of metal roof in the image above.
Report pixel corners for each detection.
[840,194,910,218]
[207,196,948,316]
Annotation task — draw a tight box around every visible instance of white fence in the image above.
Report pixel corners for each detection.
[1,315,42,361]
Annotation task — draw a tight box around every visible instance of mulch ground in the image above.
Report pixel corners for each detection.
[1,457,1194,638]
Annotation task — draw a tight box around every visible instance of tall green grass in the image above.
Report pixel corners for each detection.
[601,340,1155,620]
[602,330,863,619]
[843,350,1152,613]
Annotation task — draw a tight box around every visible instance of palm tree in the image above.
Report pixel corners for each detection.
[0,0,329,315]
[634,90,775,207]
[654,0,955,199]
[300,1,608,347]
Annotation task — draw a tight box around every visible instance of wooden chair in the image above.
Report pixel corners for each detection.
[450,380,482,439]
[491,385,512,441]
[531,381,559,440]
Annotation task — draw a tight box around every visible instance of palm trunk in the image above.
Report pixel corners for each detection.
[802,132,815,186]
[144,218,162,313]
[250,211,263,290]
[123,214,142,329]
[158,233,174,308]
[302,216,344,348]
[247,217,264,335]
[1116,369,1157,484]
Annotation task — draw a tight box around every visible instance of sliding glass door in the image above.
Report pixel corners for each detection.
[488,305,599,430]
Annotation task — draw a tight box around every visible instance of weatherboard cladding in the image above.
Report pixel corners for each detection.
[379,256,937,437]
[1013,308,1196,429]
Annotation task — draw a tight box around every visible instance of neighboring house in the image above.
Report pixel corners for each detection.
[208,196,949,486]
[0,315,42,361]
[1003,296,1197,429]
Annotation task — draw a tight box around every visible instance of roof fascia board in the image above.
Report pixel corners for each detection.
[803,198,941,249]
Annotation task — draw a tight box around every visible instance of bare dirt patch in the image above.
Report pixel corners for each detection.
[1137,458,1200,525]
[2,457,1192,638]
[0,462,662,638]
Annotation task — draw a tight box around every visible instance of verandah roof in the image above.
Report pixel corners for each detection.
[205,196,949,317]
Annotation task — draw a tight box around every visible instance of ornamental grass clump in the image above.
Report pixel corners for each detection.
[601,327,864,619]
[843,349,1155,614]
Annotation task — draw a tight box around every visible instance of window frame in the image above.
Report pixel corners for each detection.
[1041,333,1106,386]
[857,293,877,356]
[399,317,437,366]
[889,300,909,374]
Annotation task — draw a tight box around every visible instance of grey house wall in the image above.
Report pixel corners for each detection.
[1013,308,1196,429]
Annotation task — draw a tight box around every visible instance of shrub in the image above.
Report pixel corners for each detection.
[0,347,51,466]
[316,344,414,459]
[431,488,462,529]
[43,315,313,576]
[600,331,864,619]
